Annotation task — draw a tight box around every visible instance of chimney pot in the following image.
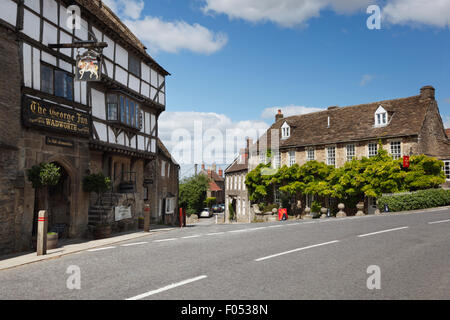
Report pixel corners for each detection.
[275,109,284,122]
[420,85,435,100]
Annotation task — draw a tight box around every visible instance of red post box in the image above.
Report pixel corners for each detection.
[278,208,288,221]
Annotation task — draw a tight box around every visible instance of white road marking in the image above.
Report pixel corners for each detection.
[255,240,340,262]
[428,219,450,225]
[268,225,284,228]
[206,232,225,236]
[181,235,202,239]
[87,246,116,252]
[120,242,148,247]
[154,238,178,243]
[126,275,208,300]
[357,226,409,238]
[229,229,249,233]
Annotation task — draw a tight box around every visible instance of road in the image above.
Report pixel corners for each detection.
[0,208,449,300]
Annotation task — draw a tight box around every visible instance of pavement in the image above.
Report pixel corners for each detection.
[0,207,449,299]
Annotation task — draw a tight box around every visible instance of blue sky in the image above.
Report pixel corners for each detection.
[104,0,450,176]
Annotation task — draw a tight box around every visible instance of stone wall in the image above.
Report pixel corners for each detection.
[0,26,22,255]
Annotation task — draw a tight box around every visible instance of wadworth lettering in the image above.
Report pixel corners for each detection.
[22,97,91,136]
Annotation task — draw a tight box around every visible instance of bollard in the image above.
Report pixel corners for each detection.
[37,210,48,256]
[179,207,183,228]
[143,204,150,232]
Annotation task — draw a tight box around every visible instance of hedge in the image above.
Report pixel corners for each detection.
[378,189,450,212]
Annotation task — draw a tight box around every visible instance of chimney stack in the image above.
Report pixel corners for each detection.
[212,163,217,173]
[218,169,223,177]
[420,85,435,100]
[275,109,284,122]
[201,163,205,171]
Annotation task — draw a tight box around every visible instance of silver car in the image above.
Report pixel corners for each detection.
[199,208,213,218]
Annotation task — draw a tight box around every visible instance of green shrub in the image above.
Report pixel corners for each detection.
[378,189,450,212]
[311,201,321,213]
[229,203,235,221]
[82,173,111,194]
[27,163,61,188]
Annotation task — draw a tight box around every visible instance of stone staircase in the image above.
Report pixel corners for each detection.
[88,193,121,226]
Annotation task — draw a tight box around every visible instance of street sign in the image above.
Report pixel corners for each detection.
[403,156,410,168]
[76,50,102,81]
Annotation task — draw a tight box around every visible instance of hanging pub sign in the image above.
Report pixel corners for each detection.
[403,155,410,168]
[22,96,91,137]
[76,50,102,81]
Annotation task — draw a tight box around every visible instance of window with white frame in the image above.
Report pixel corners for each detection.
[238,175,241,190]
[233,175,237,190]
[444,161,450,180]
[289,150,296,166]
[390,141,402,160]
[368,143,378,158]
[242,174,246,190]
[374,106,388,127]
[165,197,174,214]
[327,146,336,166]
[346,144,355,162]
[307,148,315,161]
[237,197,241,215]
[242,200,246,216]
[281,122,291,139]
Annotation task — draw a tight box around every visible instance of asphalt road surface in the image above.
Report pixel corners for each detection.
[0,208,449,300]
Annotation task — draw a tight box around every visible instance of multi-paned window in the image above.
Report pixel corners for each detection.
[128,54,141,78]
[107,93,141,129]
[346,144,355,162]
[444,161,450,181]
[390,141,402,160]
[368,143,378,158]
[289,150,296,166]
[259,152,266,164]
[41,64,73,101]
[307,148,315,161]
[327,146,336,166]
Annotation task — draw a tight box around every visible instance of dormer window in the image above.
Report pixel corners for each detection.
[281,121,291,139]
[375,106,388,127]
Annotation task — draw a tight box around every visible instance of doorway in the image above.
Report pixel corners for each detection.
[47,163,71,238]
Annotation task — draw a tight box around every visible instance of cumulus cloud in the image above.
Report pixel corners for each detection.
[202,0,371,27]
[103,0,144,20]
[159,111,269,166]
[124,17,228,54]
[103,0,227,54]
[261,105,323,119]
[383,0,450,28]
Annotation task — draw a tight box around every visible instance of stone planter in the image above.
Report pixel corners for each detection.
[47,233,58,250]
[336,203,346,218]
[320,207,327,219]
[303,207,313,219]
[356,202,365,216]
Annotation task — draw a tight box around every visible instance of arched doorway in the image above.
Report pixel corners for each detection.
[47,163,71,238]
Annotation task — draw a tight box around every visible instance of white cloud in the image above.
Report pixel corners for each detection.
[124,17,228,54]
[202,0,371,27]
[103,0,144,20]
[159,111,269,166]
[261,105,323,119]
[383,0,450,28]
[360,74,376,86]
[103,0,227,54]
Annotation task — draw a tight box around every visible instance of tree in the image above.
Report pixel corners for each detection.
[179,174,210,216]
[82,173,111,204]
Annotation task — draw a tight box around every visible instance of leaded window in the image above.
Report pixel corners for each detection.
[327,146,336,166]
[368,143,378,158]
[346,144,355,162]
[390,141,402,160]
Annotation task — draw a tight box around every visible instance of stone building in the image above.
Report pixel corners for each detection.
[0,0,177,255]
[199,164,225,204]
[249,86,450,215]
[224,143,252,223]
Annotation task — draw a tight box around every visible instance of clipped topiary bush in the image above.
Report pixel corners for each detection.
[378,189,450,212]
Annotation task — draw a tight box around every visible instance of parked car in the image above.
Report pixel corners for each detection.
[219,204,225,212]
[212,204,222,213]
[199,208,213,218]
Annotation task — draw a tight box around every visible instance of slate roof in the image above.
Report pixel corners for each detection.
[225,151,249,174]
[157,139,179,167]
[258,94,431,149]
